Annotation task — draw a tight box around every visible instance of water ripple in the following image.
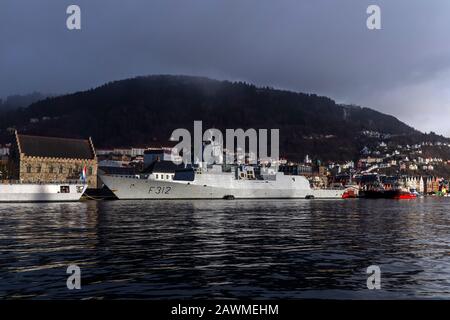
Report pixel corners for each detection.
[0,198,449,299]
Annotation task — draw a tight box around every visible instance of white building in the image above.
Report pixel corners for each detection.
[404,176,424,193]
[0,147,9,156]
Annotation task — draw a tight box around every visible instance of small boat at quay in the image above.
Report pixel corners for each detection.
[0,181,87,202]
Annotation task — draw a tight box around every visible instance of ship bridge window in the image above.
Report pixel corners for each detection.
[60,186,70,193]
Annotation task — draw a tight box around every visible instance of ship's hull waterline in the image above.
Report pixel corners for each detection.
[100,175,345,200]
[0,183,87,202]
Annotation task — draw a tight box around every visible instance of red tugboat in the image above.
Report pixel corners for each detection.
[393,191,417,200]
[342,188,357,199]
[358,178,417,200]
[359,189,417,199]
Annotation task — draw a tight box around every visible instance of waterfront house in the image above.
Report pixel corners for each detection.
[425,177,441,194]
[404,176,425,193]
[0,146,9,156]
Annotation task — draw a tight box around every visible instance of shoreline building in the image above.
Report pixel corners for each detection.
[404,176,425,193]
[8,131,98,188]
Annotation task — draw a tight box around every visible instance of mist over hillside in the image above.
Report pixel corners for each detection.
[0,92,52,111]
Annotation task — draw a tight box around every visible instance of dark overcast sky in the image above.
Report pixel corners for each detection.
[1,0,450,135]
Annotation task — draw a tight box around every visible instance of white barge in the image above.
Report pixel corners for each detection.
[0,181,87,202]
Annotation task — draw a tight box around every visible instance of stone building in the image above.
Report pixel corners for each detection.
[8,131,98,188]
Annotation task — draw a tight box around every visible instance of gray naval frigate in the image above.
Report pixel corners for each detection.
[100,163,345,200]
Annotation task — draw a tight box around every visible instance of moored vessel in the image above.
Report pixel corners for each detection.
[100,163,345,200]
[359,189,417,200]
[0,181,87,202]
[357,174,418,200]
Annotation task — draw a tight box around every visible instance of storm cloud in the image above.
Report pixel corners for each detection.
[1,0,450,135]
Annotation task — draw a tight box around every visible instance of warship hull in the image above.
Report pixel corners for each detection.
[100,174,345,200]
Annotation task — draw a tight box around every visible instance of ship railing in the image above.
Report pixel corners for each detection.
[0,180,86,185]
[311,186,347,190]
[106,174,142,179]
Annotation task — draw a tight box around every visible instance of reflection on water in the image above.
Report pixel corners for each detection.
[0,198,449,299]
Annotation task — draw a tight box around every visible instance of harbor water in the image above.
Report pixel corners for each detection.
[0,198,449,299]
